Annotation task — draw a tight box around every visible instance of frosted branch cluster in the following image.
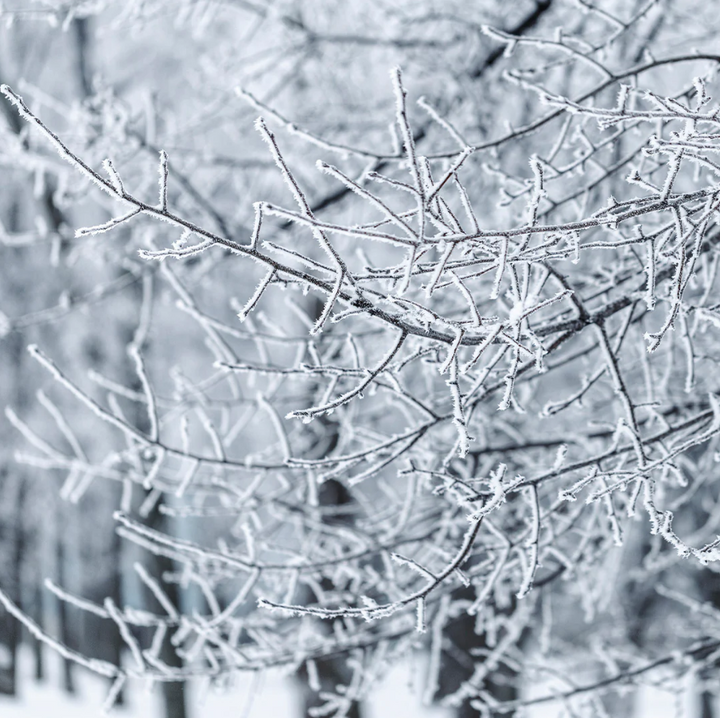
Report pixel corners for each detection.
[4,3,720,714]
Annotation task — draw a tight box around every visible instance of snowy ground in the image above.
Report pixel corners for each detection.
[0,647,450,718]
[0,646,697,717]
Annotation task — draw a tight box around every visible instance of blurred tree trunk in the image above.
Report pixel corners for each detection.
[142,499,189,718]
[700,692,715,718]
[298,476,362,718]
[437,588,523,718]
[118,291,189,718]
[1,49,77,692]
[0,233,39,694]
[0,469,23,696]
[696,567,720,718]
[66,17,129,703]
[0,172,24,694]
[55,510,75,694]
[107,497,125,705]
[33,156,76,702]
[297,297,363,718]
[31,581,45,681]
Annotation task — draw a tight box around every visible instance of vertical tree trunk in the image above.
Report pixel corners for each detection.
[438,591,522,718]
[0,181,23,695]
[116,282,188,718]
[31,579,45,682]
[107,500,125,705]
[298,477,363,718]
[293,296,364,718]
[144,501,189,718]
[700,690,715,718]
[0,471,23,696]
[55,519,75,694]
[696,567,720,718]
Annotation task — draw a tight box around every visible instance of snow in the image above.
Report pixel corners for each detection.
[2,646,705,717]
[0,647,451,717]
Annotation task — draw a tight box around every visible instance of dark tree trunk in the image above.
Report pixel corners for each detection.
[144,501,189,718]
[31,583,45,682]
[107,502,125,705]
[55,507,75,694]
[700,690,715,718]
[0,471,23,696]
[298,479,363,718]
[116,310,189,718]
[295,476,366,718]
[294,297,364,718]
[437,591,521,718]
[299,653,362,718]
[696,568,720,718]
[0,186,24,694]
